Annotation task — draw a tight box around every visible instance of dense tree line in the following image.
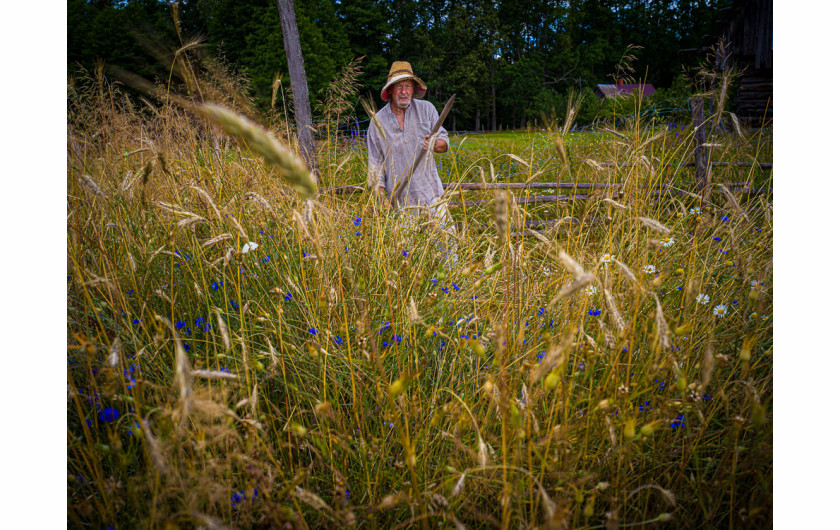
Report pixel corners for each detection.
[68,0,729,129]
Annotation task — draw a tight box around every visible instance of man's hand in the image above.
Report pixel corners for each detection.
[423,135,448,153]
[377,186,391,210]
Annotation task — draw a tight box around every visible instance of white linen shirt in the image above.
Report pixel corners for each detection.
[366,99,449,207]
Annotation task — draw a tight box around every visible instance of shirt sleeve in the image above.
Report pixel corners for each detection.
[366,122,386,189]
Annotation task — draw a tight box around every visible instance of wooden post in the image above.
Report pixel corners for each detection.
[690,97,710,205]
[276,0,320,178]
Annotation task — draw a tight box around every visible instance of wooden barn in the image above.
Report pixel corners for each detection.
[594,81,656,99]
[686,0,773,125]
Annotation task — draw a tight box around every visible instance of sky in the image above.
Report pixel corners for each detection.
[0,1,833,526]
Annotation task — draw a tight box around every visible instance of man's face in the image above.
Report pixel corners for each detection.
[393,80,414,109]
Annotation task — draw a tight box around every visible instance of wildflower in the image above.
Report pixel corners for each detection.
[660,237,675,247]
[98,407,120,423]
[441,286,449,294]
[242,241,259,253]
[696,293,710,305]
[689,207,701,215]
[308,328,318,335]
[588,309,601,316]
[229,300,239,311]
[302,251,309,257]
[211,281,222,291]
[125,289,134,295]
[538,307,546,316]
[284,292,293,301]
[600,253,614,263]
[334,336,343,346]
[712,304,727,318]
[353,217,362,226]
[585,285,598,296]
[720,215,730,223]
[402,250,409,258]
[355,231,362,236]
[712,236,722,242]
[184,344,191,352]
[643,265,656,275]
[670,414,686,429]
[452,283,460,291]
[536,351,545,363]
[261,255,270,264]
[175,320,186,329]
[195,317,205,328]
[132,318,141,325]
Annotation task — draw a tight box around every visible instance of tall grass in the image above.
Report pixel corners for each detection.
[67,56,772,529]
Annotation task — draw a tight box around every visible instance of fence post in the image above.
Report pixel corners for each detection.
[690,97,710,206]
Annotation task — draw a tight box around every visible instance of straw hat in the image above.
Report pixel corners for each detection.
[380,61,427,101]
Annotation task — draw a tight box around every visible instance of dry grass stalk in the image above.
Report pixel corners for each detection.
[191,369,239,380]
[494,190,510,243]
[214,309,231,350]
[198,103,317,198]
[653,294,672,350]
[630,216,671,234]
[601,198,629,210]
[79,174,107,198]
[202,233,233,248]
[555,248,584,277]
[138,419,168,476]
[717,184,748,219]
[108,337,121,368]
[613,259,638,284]
[244,191,273,211]
[176,215,207,229]
[604,289,626,332]
[550,273,594,306]
[189,186,222,219]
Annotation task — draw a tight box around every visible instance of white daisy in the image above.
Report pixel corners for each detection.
[689,207,701,215]
[712,304,727,318]
[242,241,259,253]
[643,265,657,275]
[696,293,710,305]
[600,253,614,263]
[585,285,598,296]
[660,237,674,248]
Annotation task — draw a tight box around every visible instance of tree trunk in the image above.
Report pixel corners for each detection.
[490,59,497,131]
[691,97,710,206]
[276,0,319,178]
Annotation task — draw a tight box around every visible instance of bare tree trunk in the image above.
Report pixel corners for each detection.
[276,0,319,178]
[490,59,497,132]
[691,97,710,206]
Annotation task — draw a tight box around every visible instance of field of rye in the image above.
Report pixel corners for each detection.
[67,64,772,529]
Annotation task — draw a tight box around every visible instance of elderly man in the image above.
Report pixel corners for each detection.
[367,61,450,216]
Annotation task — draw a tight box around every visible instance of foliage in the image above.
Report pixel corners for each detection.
[67,52,772,529]
[67,0,733,128]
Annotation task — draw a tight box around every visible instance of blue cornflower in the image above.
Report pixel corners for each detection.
[452,283,460,291]
[345,489,351,502]
[125,289,134,295]
[262,255,270,264]
[383,341,391,348]
[353,217,362,226]
[132,318,141,325]
[230,300,239,311]
[308,328,318,335]
[303,251,309,257]
[755,228,761,232]
[284,292,293,301]
[430,278,438,286]
[712,236,722,242]
[639,400,650,412]
[721,215,730,223]
[203,323,211,331]
[195,317,205,328]
[379,322,390,333]
[702,393,713,403]
[394,335,402,344]
[536,351,545,363]
[356,231,362,236]
[334,336,343,346]
[98,407,120,423]
[441,286,449,294]
[175,320,186,329]
[402,250,409,258]
[211,281,222,291]
[670,414,686,429]
[538,307,546,316]
[184,344,191,352]
[587,309,601,316]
